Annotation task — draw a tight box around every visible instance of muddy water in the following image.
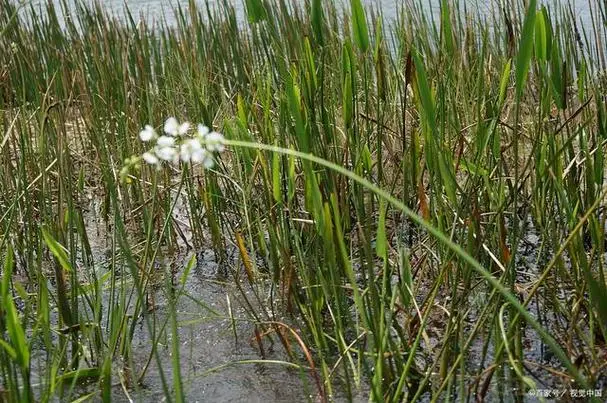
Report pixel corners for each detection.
[122,261,297,401]
[123,256,318,402]
[72,201,358,402]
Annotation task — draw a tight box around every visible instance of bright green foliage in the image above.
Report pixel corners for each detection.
[245,0,267,23]
[515,0,537,99]
[350,0,370,53]
[1,0,606,401]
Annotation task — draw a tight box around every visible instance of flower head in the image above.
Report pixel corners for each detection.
[164,117,190,136]
[193,148,214,168]
[139,125,156,142]
[156,135,176,148]
[197,124,210,138]
[197,124,225,152]
[135,118,225,170]
[142,151,159,165]
[202,153,215,169]
[180,138,203,163]
[154,145,179,164]
[204,131,225,153]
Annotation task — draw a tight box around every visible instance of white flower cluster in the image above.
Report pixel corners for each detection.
[138,117,225,169]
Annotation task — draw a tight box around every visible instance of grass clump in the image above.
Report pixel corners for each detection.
[1,0,607,401]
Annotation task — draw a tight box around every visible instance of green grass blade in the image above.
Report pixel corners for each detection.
[245,0,267,24]
[41,227,73,273]
[515,0,537,99]
[350,0,369,53]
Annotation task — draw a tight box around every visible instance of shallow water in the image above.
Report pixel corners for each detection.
[24,0,595,26]
[13,0,605,401]
[48,202,361,402]
[23,0,604,57]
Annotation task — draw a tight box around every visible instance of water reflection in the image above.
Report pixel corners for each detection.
[22,0,595,26]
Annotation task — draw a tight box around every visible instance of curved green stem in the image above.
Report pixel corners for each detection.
[223,138,590,389]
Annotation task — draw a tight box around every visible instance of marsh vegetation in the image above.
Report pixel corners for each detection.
[1,0,606,401]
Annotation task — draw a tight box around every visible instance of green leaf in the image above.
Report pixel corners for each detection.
[412,50,436,134]
[237,94,248,128]
[272,149,282,203]
[0,339,17,360]
[438,154,457,204]
[245,0,267,24]
[342,43,354,128]
[550,43,566,109]
[180,254,196,287]
[440,0,454,54]
[42,227,73,273]
[586,270,607,338]
[498,59,512,107]
[303,37,317,94]
[286,69,308,151]
[577,60,586,101]
[56,367,100,383]
[534,6,552,62]
[306,172,324,230]
[288,150,296,202]
[460,159,489,176]
[376,200,388,259]
[350,0,369,53]
[398,248,413,308]
[311,0,324,46]
[361,144,373,172]
[1,244,13,296]
[515,0,537,99]
[2,246,29,368]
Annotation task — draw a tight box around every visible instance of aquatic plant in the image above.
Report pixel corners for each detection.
[0,0,606,401]
[121,117,225,181]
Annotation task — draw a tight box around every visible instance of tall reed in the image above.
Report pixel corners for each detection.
[0,0,606,400]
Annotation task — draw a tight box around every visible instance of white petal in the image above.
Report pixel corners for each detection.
[203,155,215,169]
[191,148,207,163]
[180,144,192,162]
[155,146,177,161]
[207,143,225,153]
[139,126,155,141]
[197,124,210,138]
[205,132,225,152]
[178,122,191,135]
[164,117,179,135]
[157,135,175,147]
[142,152,159,165]
[188,138,203,150]
[139,125,156,142]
